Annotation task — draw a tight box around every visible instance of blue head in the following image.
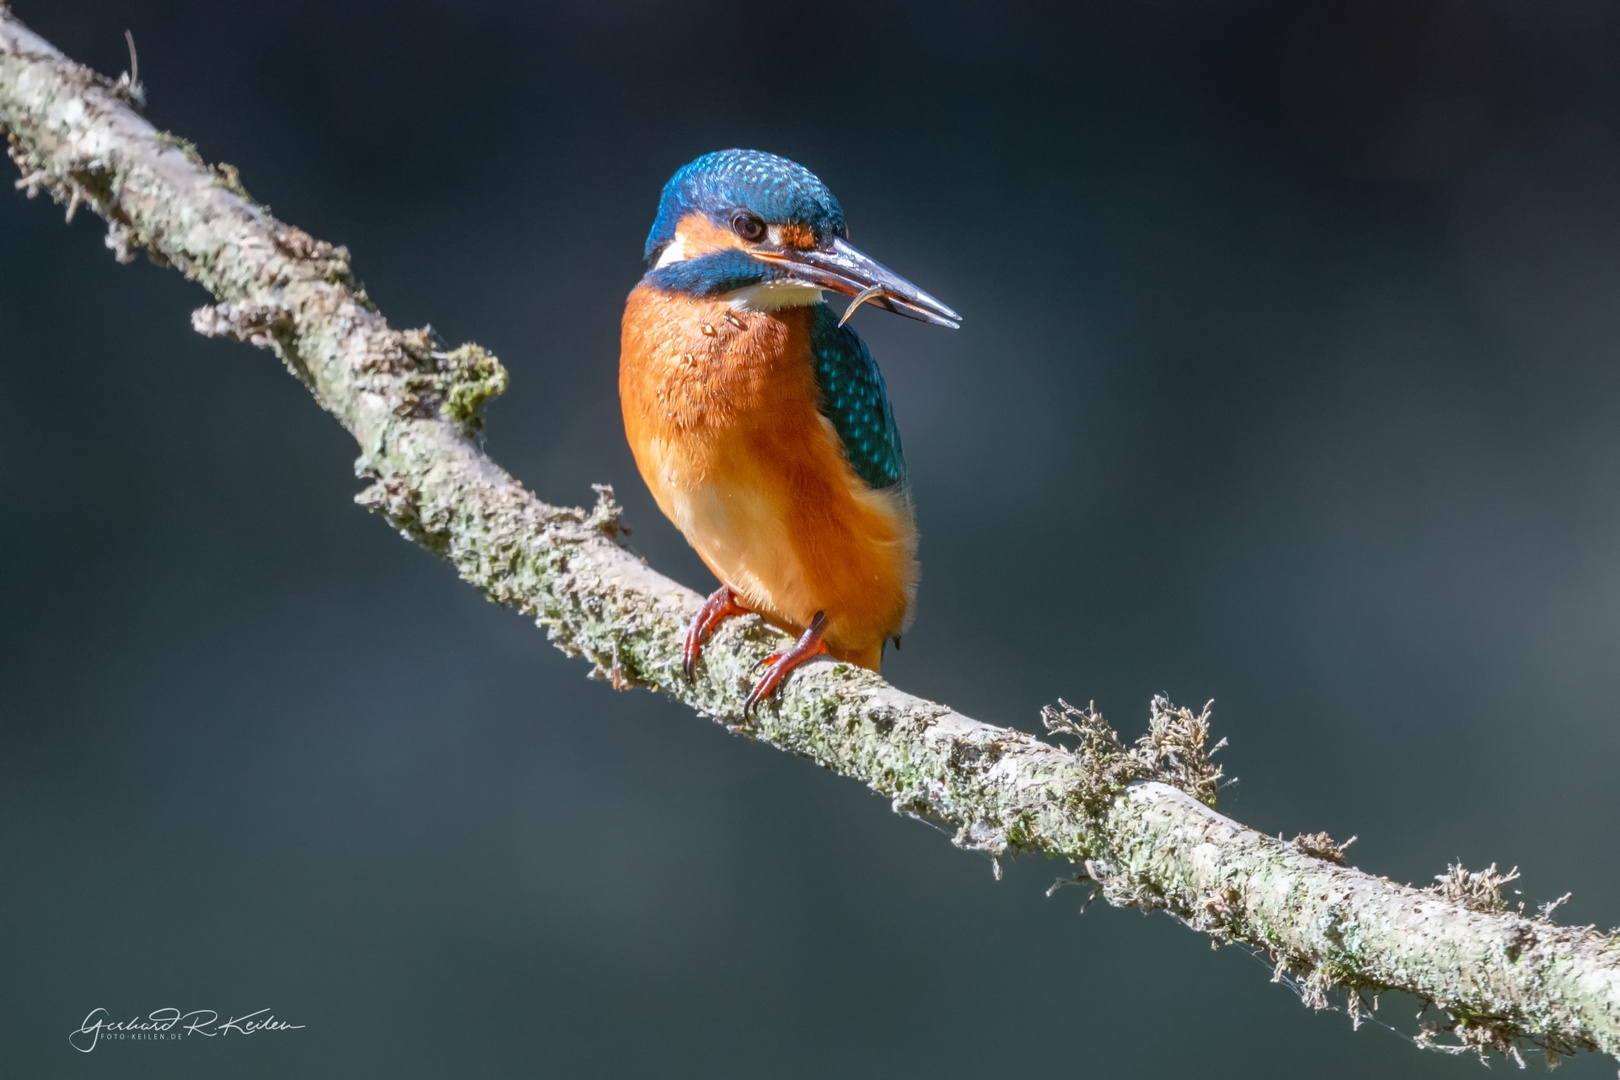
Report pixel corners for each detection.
[645,149,846,261]
[640,149,960,328]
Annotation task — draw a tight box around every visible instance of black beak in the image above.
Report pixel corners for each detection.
[754,236,961,329]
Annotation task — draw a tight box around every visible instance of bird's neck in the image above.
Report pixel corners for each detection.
[641,249,823,309]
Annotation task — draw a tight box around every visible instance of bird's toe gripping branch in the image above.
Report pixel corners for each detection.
[745,612,830,717]
[683,587,830,716]
[683,585,749,681]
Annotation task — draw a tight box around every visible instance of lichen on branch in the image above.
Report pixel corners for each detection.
[1041,695,1227,810]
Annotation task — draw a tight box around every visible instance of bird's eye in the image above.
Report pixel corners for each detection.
[731,212,766,242]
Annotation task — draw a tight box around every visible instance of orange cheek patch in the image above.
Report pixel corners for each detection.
[672,212,745,256]
[777,223,816,249]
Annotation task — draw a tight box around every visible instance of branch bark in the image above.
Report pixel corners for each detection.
[3,7,1617,1067]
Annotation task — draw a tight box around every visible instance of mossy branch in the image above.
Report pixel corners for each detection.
[3,8,1617,1068]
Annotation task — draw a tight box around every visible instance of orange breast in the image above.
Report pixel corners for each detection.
[619,285,918,670]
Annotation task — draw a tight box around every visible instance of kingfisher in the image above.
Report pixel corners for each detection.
[620,149,960,712]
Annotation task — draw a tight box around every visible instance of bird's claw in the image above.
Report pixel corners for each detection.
[741,613,829,719]
[681,629,702,681]
[684,585,748,682]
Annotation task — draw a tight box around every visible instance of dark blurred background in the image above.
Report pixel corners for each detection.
[4,0,1620,1075]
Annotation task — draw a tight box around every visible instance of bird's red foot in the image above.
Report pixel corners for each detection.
[744,612,830,717]
[684,585,749,680]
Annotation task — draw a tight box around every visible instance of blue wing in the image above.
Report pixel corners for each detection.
[808,303,907,492]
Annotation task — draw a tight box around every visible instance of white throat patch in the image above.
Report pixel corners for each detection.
[654,237,687,268]
[726,281,826,311]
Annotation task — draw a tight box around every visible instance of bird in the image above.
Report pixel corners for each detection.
[620,148,960,713]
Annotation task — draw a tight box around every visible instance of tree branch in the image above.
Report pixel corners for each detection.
[3,7,1617,1067]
